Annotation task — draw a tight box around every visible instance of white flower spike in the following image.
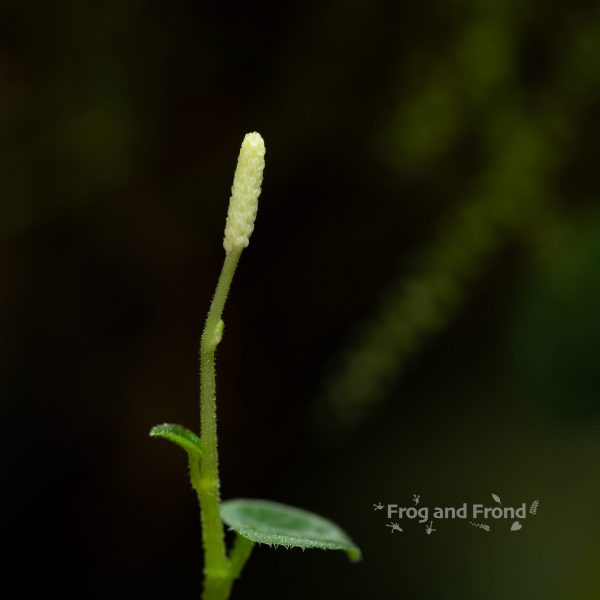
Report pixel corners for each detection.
[223,131,266,253]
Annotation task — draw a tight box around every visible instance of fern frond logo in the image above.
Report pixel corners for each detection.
[373,492,540,536]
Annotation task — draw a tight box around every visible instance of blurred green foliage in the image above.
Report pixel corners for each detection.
[314,2,600,438]
[511,216,600,422]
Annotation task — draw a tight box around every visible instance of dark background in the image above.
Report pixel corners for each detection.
[1,1,599,598]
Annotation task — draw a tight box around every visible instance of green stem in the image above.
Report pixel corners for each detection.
[229,534,255,580]
[196,248,242,600]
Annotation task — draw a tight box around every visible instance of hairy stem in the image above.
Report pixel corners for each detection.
[196,249,242,600]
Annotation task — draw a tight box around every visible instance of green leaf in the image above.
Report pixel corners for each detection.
[149,423,203,458]
[221,499,361,562]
